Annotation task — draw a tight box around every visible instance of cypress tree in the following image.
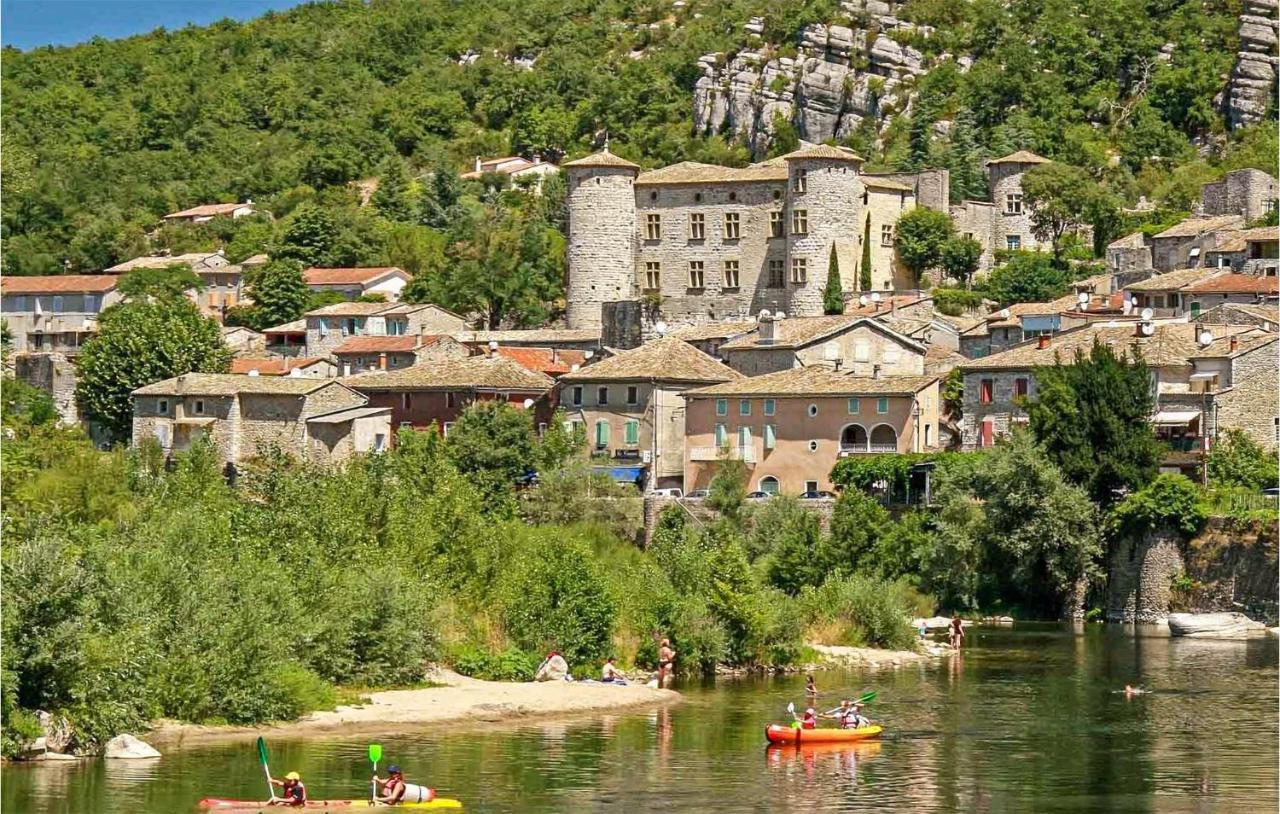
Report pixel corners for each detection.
[859,214,873,291]
[823,244,844,314]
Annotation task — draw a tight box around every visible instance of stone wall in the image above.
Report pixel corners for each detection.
[988,162,1044,253]
[1179,518,1278,625]
[1105,529,1185,623]
[1199,168,1279,222]
[601,300,644,349]
[1226,0,1279,130]
[959,368,1033,449]
[1195,302,1280,328]
[13,352,80,426]
[566,165,639,329]
[786,159,864,316]
[1215,368,1279,449]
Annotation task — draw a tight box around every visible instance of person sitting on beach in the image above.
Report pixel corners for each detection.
[602,657,626,684]
[267,772,306,806]
[801,707,818,729]
[534,650,570,682]
[372,765,407,805]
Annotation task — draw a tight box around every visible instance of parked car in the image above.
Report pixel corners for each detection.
[650,487,683,498]
[745,491,773,500]
[800,490,836,499]
[685,489,710,499]
[1263,486,1279,498]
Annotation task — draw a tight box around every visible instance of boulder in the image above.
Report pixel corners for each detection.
[912,616,953,630]
[104,734,161,759]
[1167,612,1267,639]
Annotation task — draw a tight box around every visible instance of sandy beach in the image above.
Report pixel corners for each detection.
[147,669,679,749]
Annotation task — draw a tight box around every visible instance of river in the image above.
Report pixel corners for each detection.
[5,624,1276,813]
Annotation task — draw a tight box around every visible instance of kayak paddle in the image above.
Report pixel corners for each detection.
[857,691,878,704]
[369,744,382,802]
[257,737,276,802]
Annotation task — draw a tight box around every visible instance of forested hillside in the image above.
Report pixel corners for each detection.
[2,0,1275,300]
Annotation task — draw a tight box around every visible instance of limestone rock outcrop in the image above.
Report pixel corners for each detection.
[104,734,161,759]
[1167,612,1268,639]
[1226,0,1279,128]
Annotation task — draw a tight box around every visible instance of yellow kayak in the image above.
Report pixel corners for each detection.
[198,798,462,812]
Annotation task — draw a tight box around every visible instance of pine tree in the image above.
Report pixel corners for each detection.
[371,156,415,222]
[946,109,987,202]
[859,214,873,291]
[823,244,844,315]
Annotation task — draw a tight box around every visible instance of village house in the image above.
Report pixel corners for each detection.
[303,266,412,302]
[482,345,589,379]
[262,319,307,356]
[108,251,246,319]
[460,155,560,192]
[1239,226,1280,277]
[332,334,468,376]
[131,373,391,466]
[343,355,555,438]
[229,357,336,377]
[1198,167,1279,223]
[557,337,739,490]
[951,150,1057,264]
[1194,302,1279,331]
[304,301,468,357]
[222,325,266,354]
[682,366,940,496]
[718,312,927,377]
[0,274,122,353]
[1149,216,1245,273]
[162,201,256,224]
[668,321,757,358]
[454,328,602,353]
[1124,268,1278,319]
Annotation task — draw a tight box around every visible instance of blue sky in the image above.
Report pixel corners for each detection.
[2,0,306,49]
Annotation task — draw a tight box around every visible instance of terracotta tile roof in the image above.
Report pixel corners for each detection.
[305,301,400,317]
[1184,273,1279,295]
[561,149,639,170]
[229,357,329,375]
[846,295,931,317]
[262,319,306,334]
[780,144,864,162]
[559,337,738,384]
[685,366,936,398]
[456,328,600,344]
[342,355,553,392]
[987,150,1049,165]
[720,315,925,353]
[635,161,788,185]
[164,202,251,219]
[960,323,1262,371]
[1123,268,1220,293]
[1,274,120,294]
[925,345,967,376]
[1108,231,1150,250]
[493,346,587,375]
[134,373,343,396]
[667,321,757,342]
[332,335,425,354]
[1153,215,1245,239]
[1188,332,1277,359]
[303,267,408,286]
[1207,231,1248,253]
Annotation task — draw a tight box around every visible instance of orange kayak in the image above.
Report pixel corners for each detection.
[764,724,882,745]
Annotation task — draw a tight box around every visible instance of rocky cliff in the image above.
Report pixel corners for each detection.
[1226,0,1279,129]
[693,0,937,156]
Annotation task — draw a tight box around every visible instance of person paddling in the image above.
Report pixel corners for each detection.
[267,772,306,806]
[372,765,407,805]
[800,707,818,729]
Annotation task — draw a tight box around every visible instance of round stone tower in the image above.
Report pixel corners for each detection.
[563,148,640,330]
[986,150,1049,253]
[783,145,865,316]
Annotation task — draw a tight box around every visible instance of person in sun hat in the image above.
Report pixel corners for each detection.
[267,771,307,806]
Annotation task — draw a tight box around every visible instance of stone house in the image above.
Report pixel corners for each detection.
[162,201,256,224]
[557,337,739,490]
[131,373,391,466]
[1125,268,1277,319]
[13,352,81,425]
[1107,231,1154,277]
[668,321,757,358]
[950,150,1065,269]
[1194,302,1279,331]
[682,366,940,495]
[332,334,468,376]
[262,319,307,356]
[454,328,602,353]
[229,357,336,377]
[108,251,245,320]
[0,274,122,353]
[1122,268,1220,317]
[718,313,926,377]
[302,267,412,302]
[304,301,468,357]
[1149,216,1245,273]
[222,325,265,354]
[1198,168,1279,223]
[343,355,555,439]
[1240,226,1279,277]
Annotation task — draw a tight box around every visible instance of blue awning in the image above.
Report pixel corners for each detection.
[595,465,646,482]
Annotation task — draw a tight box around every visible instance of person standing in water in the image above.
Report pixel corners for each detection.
[950,615,965,649]
[657,638,676,688]
[805,675,817,697]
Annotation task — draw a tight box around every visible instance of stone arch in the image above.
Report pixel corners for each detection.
[869,423,898,452]
[759,476,780,494]
[840,423,869,452]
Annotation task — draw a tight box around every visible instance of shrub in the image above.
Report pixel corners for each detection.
[798,575,921,651]
[1112,473,1207,538]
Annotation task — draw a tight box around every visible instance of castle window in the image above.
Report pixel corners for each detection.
[762,261,783,289]
[694,192,703,202]
[769,211,783,238]
[723,212,740,240]
[792,209,808,235]
[627,385,639,405]
[729,191,738,202]
[791,257,809,284]
[689,213,705,240]
[571,386,583,406]
[598,386,609,406]
[650,190,658,201]
[1005,192,1023,215]
[688,261,705,289]
[644,262,661,291]
[1006,235,1022,251]
[881,224,894,246]
[794,169,807,193]
[773,190,782,201]
[157,399,169,415]
[645,213,661,241]
[768,259,785,288]
[723,260,740,289]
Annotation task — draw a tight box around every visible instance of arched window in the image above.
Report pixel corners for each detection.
[924,424,932,447]
[869,424,898,453]
[759,476,780,495]
[840,424,868,453]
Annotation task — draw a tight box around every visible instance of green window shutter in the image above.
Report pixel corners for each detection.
[596,420,610,446]
[625,420,639,445]
[739,399,751,416]
[848,398,860,414]
[764,399,775,416]
[716,398,728,416]
[764,423,776,450]
[738,425,752,447]
[715,423,727,446]
[877,397,889,414]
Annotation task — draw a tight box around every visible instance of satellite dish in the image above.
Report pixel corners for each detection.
[1077,292,1090,308]
[523,398,535,409]
[1122,301,1134,315]
[488,339,499,351]
[999,308,1011,319]
[775,311,787,320]
[1198,329,1214,346]
[1140,307,1154,321]
[1140,323,1155,336]
[870,293,882,303]
[584,349,594,359]
[248,369,260,377]
[758,309,772,321]
[859,294,869,307]
[653,321,668,336]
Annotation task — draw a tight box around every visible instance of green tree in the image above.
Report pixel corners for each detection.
[442,206,564,328]
[76,294,231,441]
[274,204,341,267]
[371,156,416,223]
[894,208,954,287]
[821,490,890,574]
[980,250,1068,306]
[1112,473,1207,538]
[1027,339,1162,504]
[419,167,461,229]
[707,459,748,523]
[240,259,310,331]
[1206,429,1279,490]
[765,498,826,595]
[945,108,987,201]
[118,265,203,299]
[859,214,873,291]
[446,400,538,506]
[822,245,844,314]
[1021,162,1118,262]
[939,235,982,288]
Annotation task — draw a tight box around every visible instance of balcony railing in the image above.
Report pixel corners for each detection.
[839,442,899,455]
[690,445,756,463]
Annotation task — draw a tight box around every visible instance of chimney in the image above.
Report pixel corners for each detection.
[891,299,898,316]
[1229,335,1239,352]
[758,313,776,345]
[872,364,882,379]
[379,353,387,371]
[874,300,882,312]
[1037,335,1051,350]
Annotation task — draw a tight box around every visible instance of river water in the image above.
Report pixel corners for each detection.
[5,624,1276,813]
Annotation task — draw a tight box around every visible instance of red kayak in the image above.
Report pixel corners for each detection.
[764,724,883,745]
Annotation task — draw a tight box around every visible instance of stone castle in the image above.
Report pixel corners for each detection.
[564,144,1052,331]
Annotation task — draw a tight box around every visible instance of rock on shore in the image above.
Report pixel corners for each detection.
[104,734,161,759]
[1167,612,1268,639]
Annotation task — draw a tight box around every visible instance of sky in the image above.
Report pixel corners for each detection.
[1,0,306,50]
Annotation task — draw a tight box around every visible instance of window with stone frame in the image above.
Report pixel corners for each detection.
[792,209,808,235]
[723,260,740,289]
[689,213,705,240]
[794,169,807,193]
[980,378,994,404]
[881,224,894,246]
[768,259,785,287]
[790,257,809,284]
[769,211,784,238]
[688,261,705,289]
[645,213,661,241]
[644,262,661,291]
[1006,234,1022,251]
[723,212,740,240]
[1005,192,1023,214]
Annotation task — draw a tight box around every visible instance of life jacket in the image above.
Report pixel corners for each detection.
[801,712,817,729]
[283,781,306,804]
